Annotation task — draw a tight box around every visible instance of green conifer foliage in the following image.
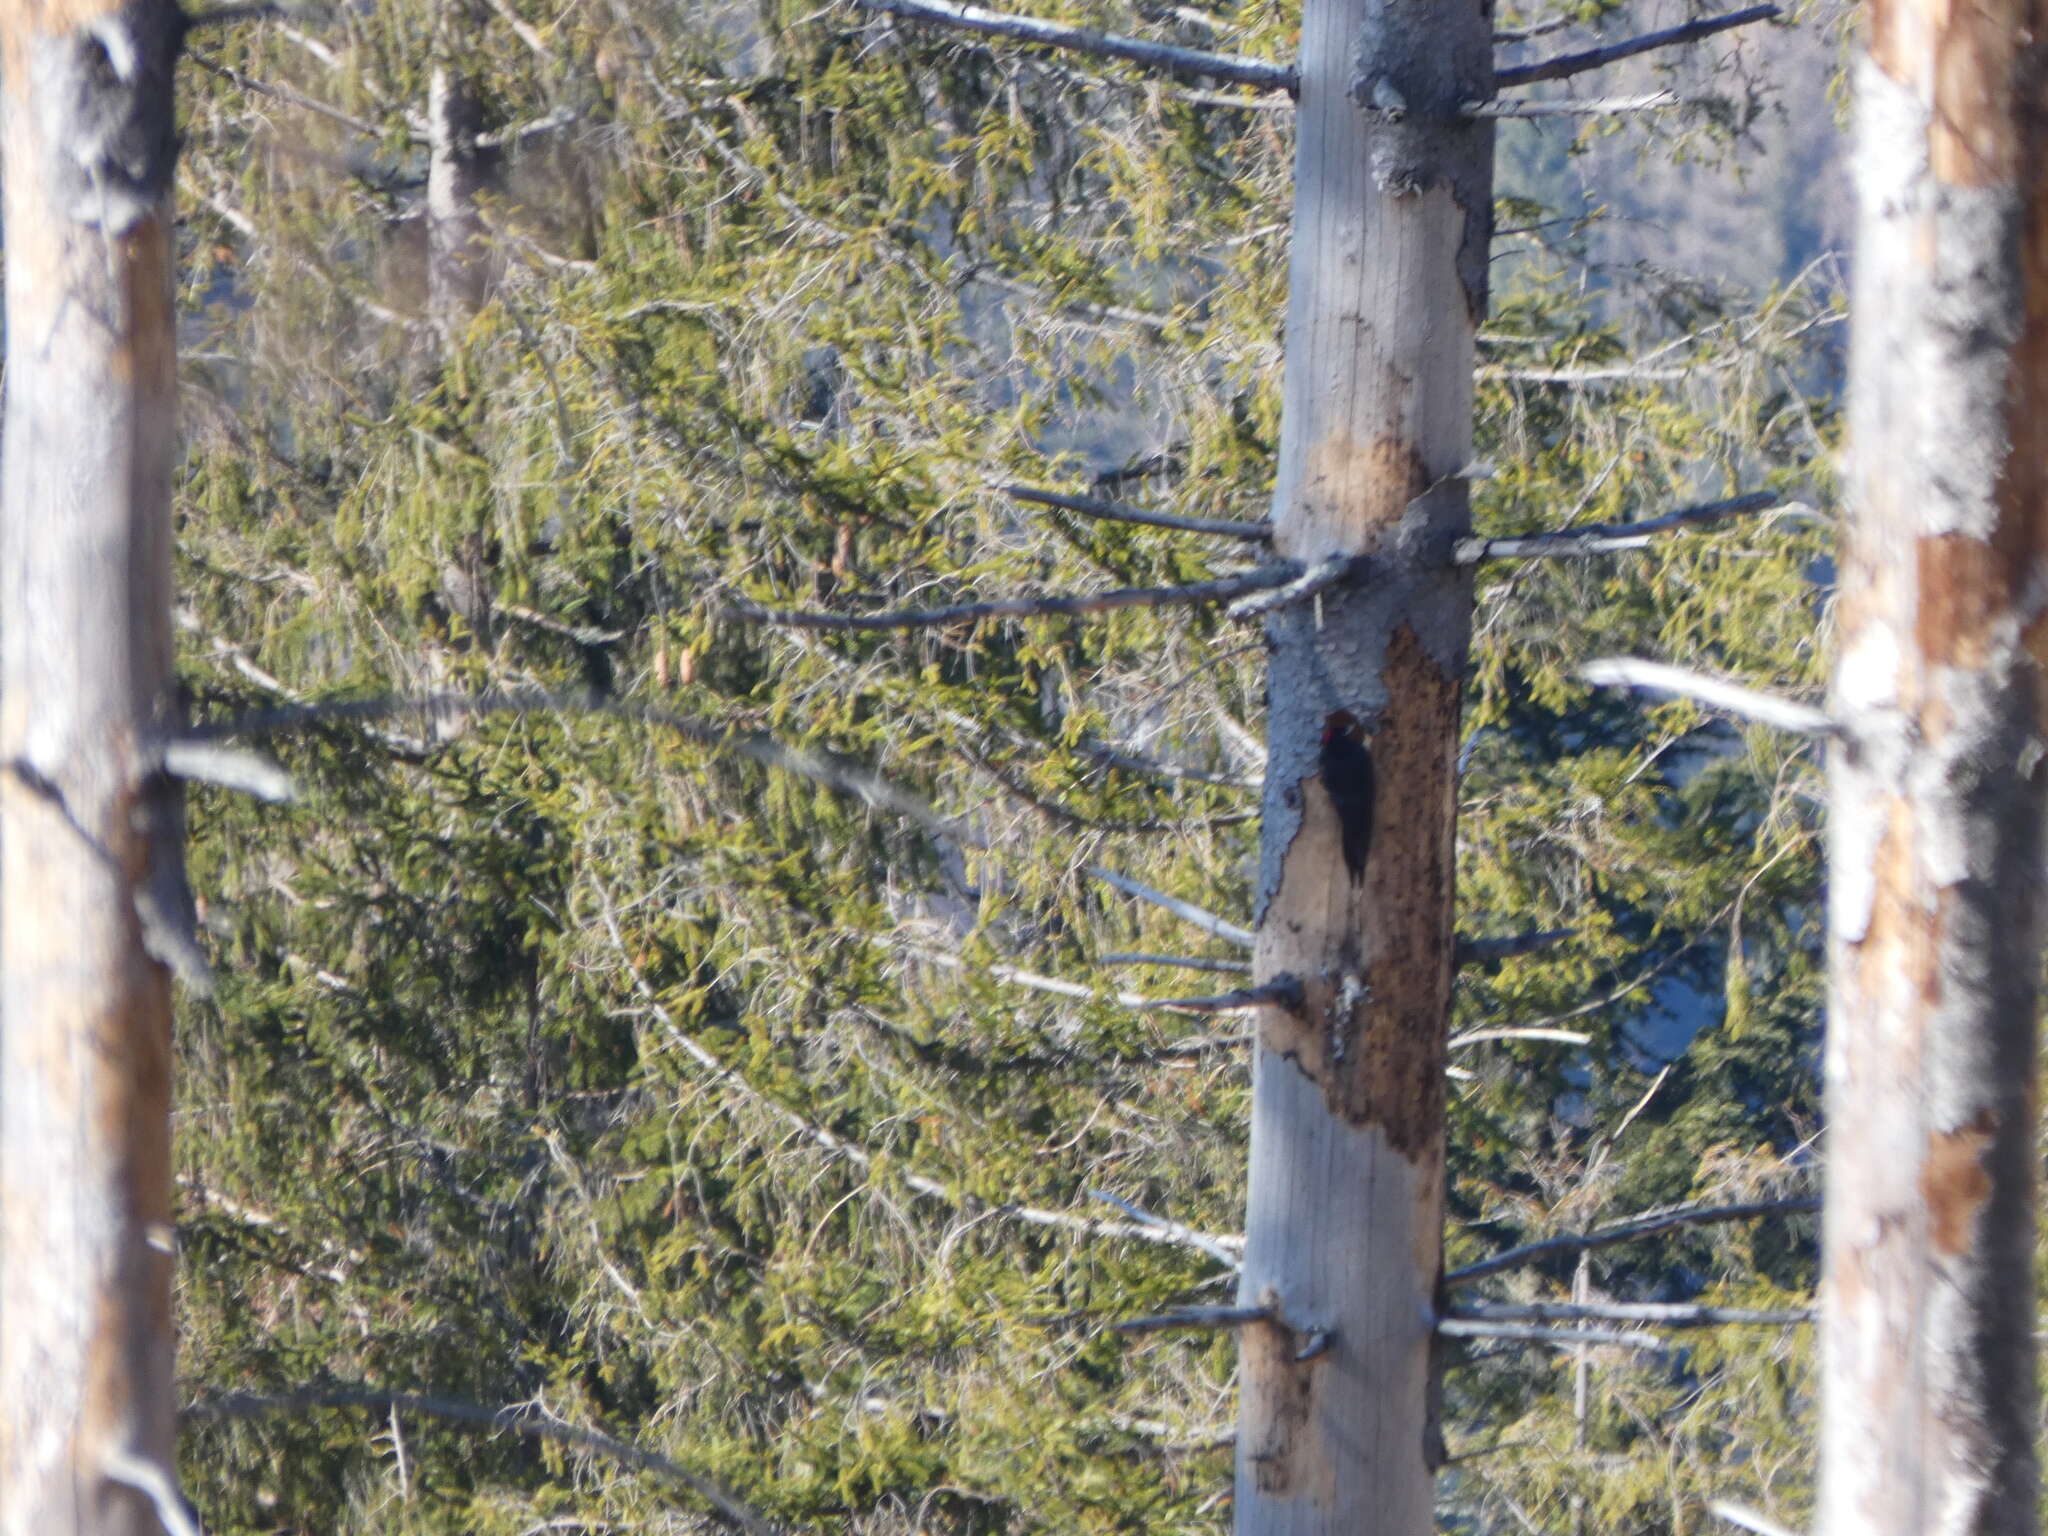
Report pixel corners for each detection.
[173,0,1833,1529]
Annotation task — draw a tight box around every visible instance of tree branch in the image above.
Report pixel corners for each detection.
[1465,89,1680,116]
[1112,1304,1273,1334]
[1446,1026,1591,1049]
[1706,1501,1801,1536]
[1453,927,1575,964]
[1581,657,1838,737]
[1493,3,1778,87]
[1087,864,1255,948]
[1445,1196,1821,1285]
[1454,491,1782,563]
[854,0,1296,91]
[184,1386,784,1536]
[1224,553,1370,619]
[1086,1190,1245,1268]
[1096,951,1251,974]
[1436,1318,1667,1353]
[1003,483,1271,540]
[723,563,1296,631]
[1447,1300,1811,1328]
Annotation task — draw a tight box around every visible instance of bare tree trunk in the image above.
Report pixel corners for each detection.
[1821,4,2048,1530]
[1234,0,1492,1526]
[0,0,187,1532]
[428,63,490,336]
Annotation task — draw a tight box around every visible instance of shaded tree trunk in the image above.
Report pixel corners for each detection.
[1822,0,2048,1528]
[428,63,491,336]
[1234,0,1492,1527]
[0,0,188,1531]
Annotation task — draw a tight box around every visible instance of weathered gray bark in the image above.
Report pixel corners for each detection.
[0,0,188,1531]
[1234,0,1492,1528]
[1822,0,2048,1527]
[427,64,490,334]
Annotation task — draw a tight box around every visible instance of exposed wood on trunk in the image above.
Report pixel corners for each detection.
[0,0,187,1528]
[1233,0,1491,1521]
[1822,0,2048,1525]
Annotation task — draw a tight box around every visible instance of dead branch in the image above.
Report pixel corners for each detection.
[854,0,1296,90]
[1087,1190,1245,1268]
[1436,1318,1667,1353]
[1087,864,1255,948]
[1445,1196,1821,1285]
[1454,491,1781,563]
[1494,3,1777,87]
[1582,657,1838,737]
[1465,89,1680,116]
[723,562,1296,631]
[1446,1026,1591,1049]
[184,1387,783,1536]
[1706,1501,1801,1536]
[1448,1300,1812,1328]
[1003,483,1272,540]
[1224,553,1370,619]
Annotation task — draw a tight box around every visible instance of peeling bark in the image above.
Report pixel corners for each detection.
[1822,0,2048,1526]
[0,0,185,1529]
[1232,0,1491,1522]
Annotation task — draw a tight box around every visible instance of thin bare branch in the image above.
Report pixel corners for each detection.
[1003,483,1272,540]
[1582,657,1838,737]
[1448,1300,1812,1328]
[1493,3,1778,87]
[1465,88,1679,115]
[1437,1318,1667,1353]
[723,563,1296,631]
[1087,864,1255,948]
[187,51,382,136]
[184,1387,783,1536]
[1454,491,1782,563]
[1446,1197,1821,1285]
[1224,553,1370,619]
[1086,1190,1245,1267]
[854,0,1297,91]
[1446,1026,1591,1049]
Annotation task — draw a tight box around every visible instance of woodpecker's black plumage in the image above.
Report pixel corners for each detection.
[1320,710,1374,885]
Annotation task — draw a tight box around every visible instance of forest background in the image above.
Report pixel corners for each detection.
[163,0,1846,1528]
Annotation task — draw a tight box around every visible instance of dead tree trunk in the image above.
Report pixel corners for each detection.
[1234,0,1492,1528]
[427,63,490,336]
[0,0,187,1532]
[1821,4,2048,1530]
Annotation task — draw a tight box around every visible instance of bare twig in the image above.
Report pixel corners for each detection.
[1087,864,1255,949]
[1454,491,1782,563]
[1582,658,1838,737]
[723,563,1296,631]
[1448,1300,1811,1328]
[908,946,1290,1014]
[184,1387,783,1536]
[102,1450,203,1536]
[1493,3,1778,87]
[187,52,382,137]
[1446,1197,1821,1285]
[1003,483,1271,540]
[1437,1318,1667,1353]
[1224,554,1370,619]
[854,0,1296,91]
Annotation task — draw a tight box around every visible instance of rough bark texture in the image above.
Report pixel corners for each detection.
[1233,0,1492,1523]
[1823,0,2048,1526]
[0,0,185,1530]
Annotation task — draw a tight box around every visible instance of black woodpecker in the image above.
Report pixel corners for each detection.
[1319,710,1375,885]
